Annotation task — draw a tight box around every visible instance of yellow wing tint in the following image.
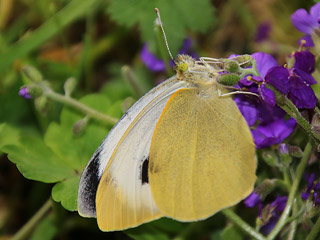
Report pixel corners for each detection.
[96,170,162,231]
[149,88,256,221]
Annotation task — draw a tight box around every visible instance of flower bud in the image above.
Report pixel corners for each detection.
[261,150,278,167]
[22,65,43,83]
[19,87,32,99]
[64,77,77,97]
[232,54,253,68]
[288,145,303,158]
[35,96,50,115]
[224,60,240,73]
[217,73,240,86]
[73,117,88,136]
[122,97,135,113]
[19,85,43,99]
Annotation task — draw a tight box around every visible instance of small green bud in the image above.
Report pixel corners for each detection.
[35,96,50,115]
[26,84,43,98]
[224,60,240,73]
[73,117,88,136]
[261,150,278,167]
[122,97,135,113]
[232,54,253,68]
[218,73,240,86]
[288,145,303,158]
[64,77,77,97]
[22,65,43,83]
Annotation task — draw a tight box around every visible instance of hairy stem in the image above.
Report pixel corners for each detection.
[267,141,313,240]
[11,198,52,240]
[306,215,320,240]
[44,89,118,125]
[222,208,267,240]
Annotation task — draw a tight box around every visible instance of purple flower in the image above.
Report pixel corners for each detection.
[140,38,195,72]
[264,51,317,109]
[140,44,166,72]
[19,87,32,99]
[255,22,271,43]
[251,118,296,149]
[260,196,288,235]
[235,52,296,148]
[302,173,316,200]
[291,2,320,46]
[301,173,320,206]
[245,191,262,208]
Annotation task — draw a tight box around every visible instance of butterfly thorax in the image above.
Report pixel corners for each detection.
[174,54,221,87]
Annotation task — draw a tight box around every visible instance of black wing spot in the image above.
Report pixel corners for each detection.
[141,157,149,184]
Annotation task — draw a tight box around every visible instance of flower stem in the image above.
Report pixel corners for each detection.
[286,200,298,240]
[306,215,320,240]
[44,89,118,125]
[11,198,52,240]
[222,208,267,240]
[267,141,313,240]
[267,85,320,143]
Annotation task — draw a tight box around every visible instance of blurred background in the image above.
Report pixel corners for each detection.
[0,0,316,239]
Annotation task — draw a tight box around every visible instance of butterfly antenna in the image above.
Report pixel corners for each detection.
[155,8,174,61]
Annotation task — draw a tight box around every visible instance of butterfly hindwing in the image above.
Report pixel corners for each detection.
[149,87,256,221]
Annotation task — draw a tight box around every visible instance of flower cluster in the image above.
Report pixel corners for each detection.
[302,173,320,206]
[245,193,288,236]
[235,52,297,149]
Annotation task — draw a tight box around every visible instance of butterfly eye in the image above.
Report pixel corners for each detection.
[178,62,188,72]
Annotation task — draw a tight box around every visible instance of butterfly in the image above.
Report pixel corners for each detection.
[77,53,257,231]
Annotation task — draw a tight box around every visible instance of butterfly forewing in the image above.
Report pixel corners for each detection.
[82,77,188,231]
[149,88,256,221]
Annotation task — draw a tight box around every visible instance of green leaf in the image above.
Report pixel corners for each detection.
[0,123,20,149]
[107,0,214,56]
[44,94,115,171]
[44,93,117,209]
[52,176,79,211]
[2,134,74,183]
[30,217,58,240]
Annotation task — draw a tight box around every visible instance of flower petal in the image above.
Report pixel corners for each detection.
[245,192,261,208]
[234,97,258,127]
[288,75,317,109]
[259,83,276,107]
[265,66,290,94]
[292,68,317,85]
[140,44,165,72]
[310,2,320,22]
[251,118,296,148]
[293,51,315,74]
[298,35,314,47]
[252,52,278,78]
[291,9,317,34]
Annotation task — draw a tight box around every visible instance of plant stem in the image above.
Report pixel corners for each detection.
[11,198,52,240]
[286,200,297,240]
[0,0,100,72]
[222,208,267,240]
[267,141,313,240]
[44,90,118,125]
[306,215,320,240]
[267,85,320,143]
[121,65,145,97]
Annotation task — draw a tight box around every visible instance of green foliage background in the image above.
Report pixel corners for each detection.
[0,0,317,239]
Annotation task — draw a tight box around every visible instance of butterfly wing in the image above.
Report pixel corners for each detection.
[78,76,188,231]
[149,88,256,221]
